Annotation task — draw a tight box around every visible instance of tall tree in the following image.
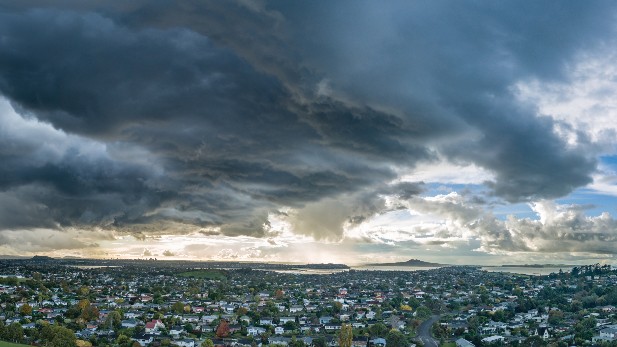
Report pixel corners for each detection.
[338,323,353,347]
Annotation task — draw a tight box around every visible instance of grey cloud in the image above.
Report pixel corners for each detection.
[0,7,421,238]
[0,228,97,253]
[408,196,617,255]
[0,1,613,244]
[270,1,609,202]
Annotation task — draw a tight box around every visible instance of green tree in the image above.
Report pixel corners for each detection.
[289,336,305,347]
[369,323,389,337]
[574,316,596,341]
[19,303,33,316]
[201,339,214,347]
[117,334,132,347]
[547,310,564,325]
[385,329,407,347]
[415,306,432,320]
[105,311,122,330]
[6,322,23,343]
[49,325,77,347]
[172,301,185,314]
[338,323,353,347]
[313,336,326,347]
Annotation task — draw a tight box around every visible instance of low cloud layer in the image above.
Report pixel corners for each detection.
[0,1,615,258]
[390,194,617,256]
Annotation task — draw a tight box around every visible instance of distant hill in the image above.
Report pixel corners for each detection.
[31,255,54,261]
[497,264,574,268]
[367,258,444,267]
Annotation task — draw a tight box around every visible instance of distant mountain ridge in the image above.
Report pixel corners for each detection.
[367,258,444,267]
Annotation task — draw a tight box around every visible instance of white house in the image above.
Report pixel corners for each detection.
[260,318,274,326]
[133,335,154,346]
[481,336,504,344]
[169,326,184,337]
[248,326,267,336]
[289,305,304,313]
[174,339,195,347]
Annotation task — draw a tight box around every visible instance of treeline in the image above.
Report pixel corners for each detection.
[570,264,612,277]
[0,321,76,347]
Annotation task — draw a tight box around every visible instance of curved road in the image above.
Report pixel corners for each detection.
[416,315,440,347]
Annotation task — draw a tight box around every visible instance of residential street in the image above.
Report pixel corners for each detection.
[417,315,440,347]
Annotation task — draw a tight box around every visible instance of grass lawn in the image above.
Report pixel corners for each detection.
[177,269,227,280]
[440,342,456,347]
[0,341,31,347]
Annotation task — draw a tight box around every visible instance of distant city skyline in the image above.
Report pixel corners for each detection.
[1,2,617,265]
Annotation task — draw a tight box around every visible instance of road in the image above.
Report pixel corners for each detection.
[416,315,440,347]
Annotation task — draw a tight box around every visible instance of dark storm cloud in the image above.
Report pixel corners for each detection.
[271,1,610,202]
[0,5,426,237]
[0,1,613,240]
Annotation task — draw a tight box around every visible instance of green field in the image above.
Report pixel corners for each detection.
[0,341,31,347]
[440,342,456,347]
[177,269,227,280]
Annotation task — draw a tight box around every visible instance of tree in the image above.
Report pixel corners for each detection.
[117,334,132,347]
[574,316,596,341]
[216,320,230,338]
[407,297,420,309]
[332,301,343,314]
[172,302,185,314]
[547,310,564,325]
[49,325,77,347]
[284,321,298,331]
[105,311,122,330]
[386,329,407,347]
[201,339,214,347]
[399,304,412,312]
[41,323,77,347]
[338,323,353,347]
[289,336,305,347]
[6,322,23,343]
[75,340,92,347]
[524,335,546,347]
[80,304,100,322]
[19,303,32,316]
[77,299,91,311]
[369,323,389,337]
[415,306,432,320]
[313,336,326,347]
[78,286,90,297]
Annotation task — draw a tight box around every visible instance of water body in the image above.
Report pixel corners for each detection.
[482,266,568,276]
[352,265,442,272]
[269,265,442,275]
[269,269,348,275]
[272,265,568,276]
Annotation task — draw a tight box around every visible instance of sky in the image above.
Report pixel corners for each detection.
[1,1,617,265]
